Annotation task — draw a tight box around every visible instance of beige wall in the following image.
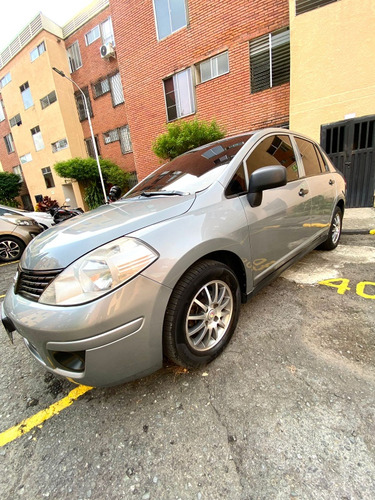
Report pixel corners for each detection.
[0,30,87,208]
[289,0,375,141]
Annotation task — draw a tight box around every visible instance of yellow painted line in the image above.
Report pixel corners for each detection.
[0,260,19,267]
[0,384,93,447]
[303,223,330,228]
[370,229,375,235]
[0,294,5,298]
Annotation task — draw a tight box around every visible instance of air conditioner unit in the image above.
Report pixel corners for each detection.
[100,43,115,59]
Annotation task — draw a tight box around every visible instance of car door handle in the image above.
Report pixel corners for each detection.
[299,188,309,196]
[329,179,335,185]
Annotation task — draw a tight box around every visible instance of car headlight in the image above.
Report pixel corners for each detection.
[39,237,158,306]
[16,219,34,226]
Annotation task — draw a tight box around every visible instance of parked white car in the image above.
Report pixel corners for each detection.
[0,204,54,229]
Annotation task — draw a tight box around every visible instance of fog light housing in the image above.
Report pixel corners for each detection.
[50,350,86,373]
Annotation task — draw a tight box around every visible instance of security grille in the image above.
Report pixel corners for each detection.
[9,113,22,127]
[110,73,124,106]
[40,91,57,110]
[119,125,132,153]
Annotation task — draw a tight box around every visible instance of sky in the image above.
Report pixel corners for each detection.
[0,0,93,51]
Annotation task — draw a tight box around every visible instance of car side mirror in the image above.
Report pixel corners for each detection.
[247,166,287,207]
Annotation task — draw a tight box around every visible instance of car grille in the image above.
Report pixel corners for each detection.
[15,268,62,302]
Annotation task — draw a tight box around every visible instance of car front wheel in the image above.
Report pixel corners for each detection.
[0,236,26,262]
[163,260,241,368]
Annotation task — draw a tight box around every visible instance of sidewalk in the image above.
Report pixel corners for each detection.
[342,207,375,235]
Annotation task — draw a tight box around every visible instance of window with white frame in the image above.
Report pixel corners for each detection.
[153,0,187,40]
[9,113,22,127]
[42,167,55,188]
[101,17,115,45]
[197,52,229,83]
[4,133,15,154]
[67,41,82,72]
[52,138,68,153]
[20,82,34,109]
[40,90,57,110]
[103,125,132,154]
[250,28,290,93]
[163,68,195,121]
[0,101,5,122]
[13,165,23,182]
[85,25,101,45]
[31,126,44,151]
[30,41,46,62]
[296,0,338,15]
[75,88,93,121]
[0,73,11,88]
[20,153,32,164]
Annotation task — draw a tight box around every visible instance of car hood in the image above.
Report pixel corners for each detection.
[21,195,195,270]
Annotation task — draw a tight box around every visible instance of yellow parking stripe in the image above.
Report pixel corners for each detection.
[370,229,375,235]
[0,260,19,267]
[0,294,5,298]
[0,384,92,447]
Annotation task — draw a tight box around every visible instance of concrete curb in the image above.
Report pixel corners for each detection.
[342,229,375,235]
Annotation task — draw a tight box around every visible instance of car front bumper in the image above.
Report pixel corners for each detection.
[2,274,171,387]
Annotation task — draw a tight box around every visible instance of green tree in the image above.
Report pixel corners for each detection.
[152,119,225,160]
[0,172,22,207]
[54,157,131,210]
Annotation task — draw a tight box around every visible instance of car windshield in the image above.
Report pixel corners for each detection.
[125,135,252,198]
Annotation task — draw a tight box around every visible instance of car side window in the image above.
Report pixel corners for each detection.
[225,164,247,197]
[245,135,299,182]
[295,137,325,176]
[314,145,329,172]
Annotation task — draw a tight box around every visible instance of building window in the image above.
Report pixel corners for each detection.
[40,91,57,110]
[67,41,82,73]
[30,41,46,62]
[296,0,338,15]
[163,68,195,121]
[92,77,110,98]
[13,165,23,182]
[110,73,124,106]
[101,17,115,45]
[20,153,32,164]
[103,125,132,154]
[9,113,22,127]
[31,126,44,151]
[20,82,34,109]
[42,167,55,188]
[4,133,15,154]
[75,88,93,121]
[0,73,11,88]
[197,52,229,84]
[250,28,290,93]
[85,136,100,158]
[0,101,5,122]
[52,138,68,153]
[85,25,101,45]
[153,0,187,40]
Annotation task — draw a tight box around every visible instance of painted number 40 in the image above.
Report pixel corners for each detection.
[319,279,375,300]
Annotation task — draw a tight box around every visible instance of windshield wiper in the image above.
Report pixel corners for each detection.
[140,190,188,197]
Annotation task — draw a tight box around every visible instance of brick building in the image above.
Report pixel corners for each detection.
[110,0,290,179]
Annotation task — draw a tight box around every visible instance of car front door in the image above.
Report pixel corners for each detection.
[239,133,312,286]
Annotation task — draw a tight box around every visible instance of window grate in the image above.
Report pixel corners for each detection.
[296,0,338,15]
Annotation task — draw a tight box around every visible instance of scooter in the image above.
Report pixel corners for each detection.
[48,199,84,224]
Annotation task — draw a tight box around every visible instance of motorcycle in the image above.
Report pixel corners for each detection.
[48,199,84,225]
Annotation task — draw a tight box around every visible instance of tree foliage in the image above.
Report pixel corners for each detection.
[54,157,131,210]
[0,172,22,207]
[152,119,226,160]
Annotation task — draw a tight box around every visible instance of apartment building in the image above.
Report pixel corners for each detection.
[0,0,135,209]
[289,0,375,207]
[110,0,291,179]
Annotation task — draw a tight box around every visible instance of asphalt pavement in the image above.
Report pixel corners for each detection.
[0,209,374,500]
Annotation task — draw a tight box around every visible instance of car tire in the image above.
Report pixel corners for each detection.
[163,260,241,368]
[318,206,343,251]
[0,236,26,262]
